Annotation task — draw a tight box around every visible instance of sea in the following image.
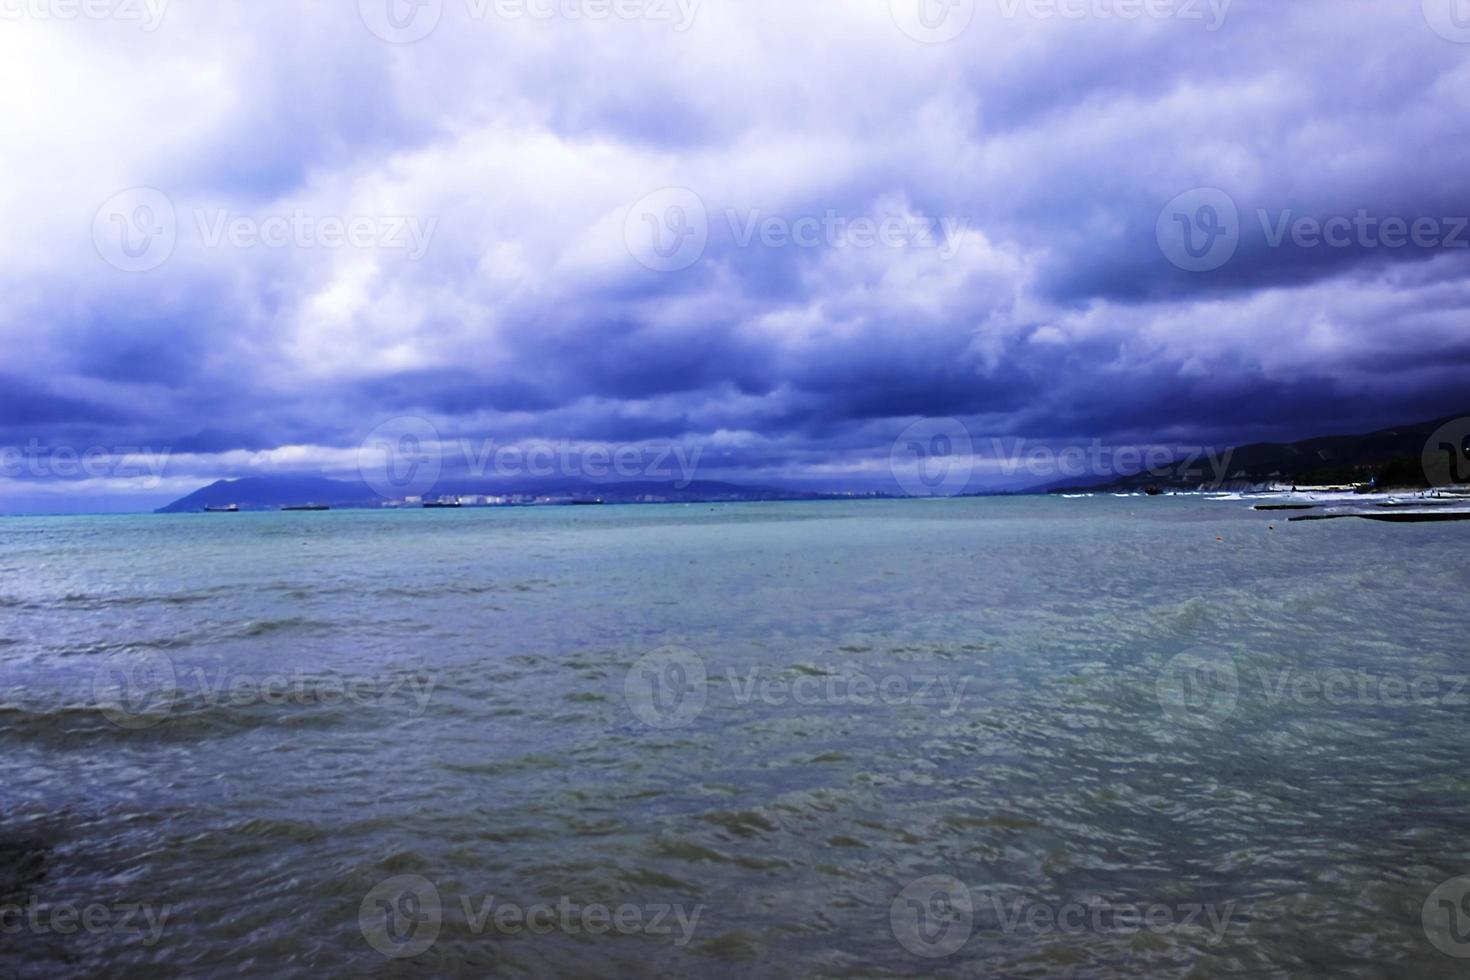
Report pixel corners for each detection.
[2,497,1469,977]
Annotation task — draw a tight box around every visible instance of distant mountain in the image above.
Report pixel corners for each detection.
[156,477,377,513]
[155,476,828,513]
[1045,413,1469,494]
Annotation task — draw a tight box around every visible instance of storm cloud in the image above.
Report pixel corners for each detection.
[1,0,1468,508]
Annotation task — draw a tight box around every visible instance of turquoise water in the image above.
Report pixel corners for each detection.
[2,498,1469,977]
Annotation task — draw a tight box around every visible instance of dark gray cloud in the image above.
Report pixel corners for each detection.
[0,0,1467,510]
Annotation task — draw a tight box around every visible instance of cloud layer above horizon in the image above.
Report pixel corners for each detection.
[2,0,1469,508]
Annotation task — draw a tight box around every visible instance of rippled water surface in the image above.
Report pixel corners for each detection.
[2,498,1469,977]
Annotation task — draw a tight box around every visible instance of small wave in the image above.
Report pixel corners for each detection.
[234,617,328,639]
[228,817,327,845]
[51,587,234,610]
[50,618,334,658]
[361,583,506,599]
[650,836,735,865]
[0,692,363,743]
[691,931,765,962]
[614,866,703,893]
[438,754,563,778]
[699,808,780,839]
[285,580,556,601]
[58,635,200,657]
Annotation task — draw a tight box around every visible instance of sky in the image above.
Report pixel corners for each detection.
[2,0,1469,511]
